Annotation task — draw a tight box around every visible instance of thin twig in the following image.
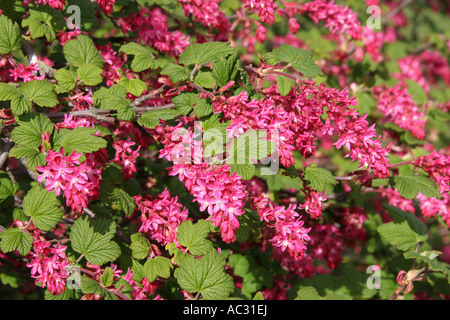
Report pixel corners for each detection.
[22,40,57,78]
[0,140,15,169]
[382,0,413,24]
[130,85,171,108]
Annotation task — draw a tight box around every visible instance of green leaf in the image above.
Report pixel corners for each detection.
[100,186,135,216]
[22,185,64,232]
[0,83,21,101]
[235,211,262,242]
[0,13,21,54]
[80,276,118,300]
[99,163,136,216]
[63,35,104,68]
[263,44,324,77]
[77,63,103,86]
[405,79,427,105]
[143,256,173,282]
[263,171,302,192]
[54,68,78,93]
[227,131,276,180]
[384,205,428,237]
[0,171,18,207]
[276,75,296,96]
[11,113,54,147]
[9,145,46,171]
[295,286,350,300]
[137,108,179,129]
[18,80,59,108]
[194,71,216,89]
[0,228,33,256]
[178,42,235,66]
[212,52,240,88]
[377,208,428,252]
[227,253,272,295]
[171,92,211,116]
[174,249,235,300]
[10,96,33,116]
[119,42,158,72]
[100,267,115,287]
[404,251,450,281]
[21,5,65,42]
[389,175,441,200]
[129,233,150,260]
[118,77,147,97]
[160,62,190,83]
[355,91,375,116]
[53,127,107,154]
[70,215,121,266]
[229,163,256,180]
[303,165,337,192]
[176,220,213,256]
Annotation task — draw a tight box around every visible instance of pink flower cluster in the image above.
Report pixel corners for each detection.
[26,240,71,295]
[34,0,65,11]
[361,26,396,63]
[122,268,161,300]
[213,81,391,179]
[395,55,430,94]
[308,223,345,269]
[413,151,450,193]
[272,82,391,178]
[37,148,103,213]
[299,184,327,219]
[178,0,229,31]
[117,7,190,57]
[300,0,363,40]
[395,50,450,95]
[244,0,275,25]
[418,193,450,227]
[322,87,391,179]
[212,90,297,168]
[334,207,368,242]
[97,43,126,87]
[252,195,311,260]
[61,89,94,111]
[135,188,189,246]
[9,62,45,83]
[154,119,248,245]
[97,0,115,15]
[374,82,427,140]
[379,185,415,213]
[169,163,247,243]
[112,137,140,180]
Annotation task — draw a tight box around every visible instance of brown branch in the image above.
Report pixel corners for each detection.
[130,85,171,108]
[382,0,414,24]
[0,140,15,169]
[22,40,57,78]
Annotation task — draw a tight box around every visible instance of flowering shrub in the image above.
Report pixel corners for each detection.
[0,0,449,301]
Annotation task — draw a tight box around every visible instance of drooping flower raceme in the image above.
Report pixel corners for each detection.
[134,188,189,246]
[111,137,141,180]
[26,240,71,295]
[374,82,427,140]
[252,195,311,260]
[37,148,103,213]
[299,0,363,40]
[244,0,275,25]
